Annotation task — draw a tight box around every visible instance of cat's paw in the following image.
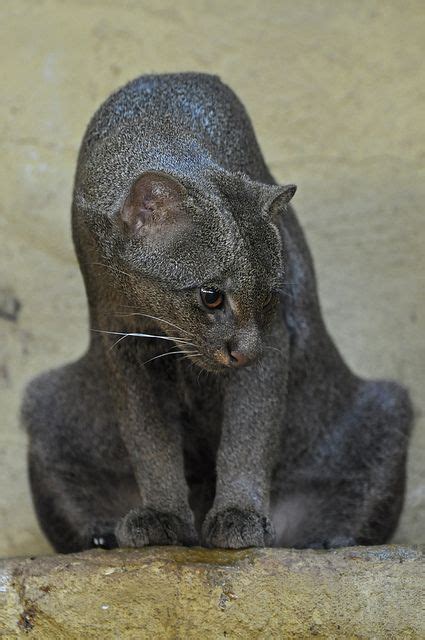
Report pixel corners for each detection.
[115,508,198,547]
[202,507,275,549]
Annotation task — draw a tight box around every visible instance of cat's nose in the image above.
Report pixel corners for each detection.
[229,350,249,367]
[226,343,250,367]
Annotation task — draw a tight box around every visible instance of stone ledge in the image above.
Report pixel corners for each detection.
[0,545,423,639]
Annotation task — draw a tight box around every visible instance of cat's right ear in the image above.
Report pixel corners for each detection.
[266,184,297,218]
[119,171,187,237]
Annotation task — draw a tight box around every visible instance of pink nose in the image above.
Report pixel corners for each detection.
[228,350,249,367]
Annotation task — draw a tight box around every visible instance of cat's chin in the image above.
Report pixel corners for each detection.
[186,356,259,375]
[185,354,230,374]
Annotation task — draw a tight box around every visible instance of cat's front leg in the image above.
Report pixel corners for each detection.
[115,389,198,547]
[202,324,289,548]
[115,413,198,547]
[110,362,197,548]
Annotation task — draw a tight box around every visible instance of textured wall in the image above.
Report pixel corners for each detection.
[0,0,424,557]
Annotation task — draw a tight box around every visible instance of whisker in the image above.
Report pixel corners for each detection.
[117,304,143,310]
[197,367,208,386]
[264,345,283,355]
[179,353,202,361]
[277,289,294,301]
[92,329,196,347]
[169,343,190,352]
[109,333,131,351]
[255,356,265,381]
[141,350,194,366]
[113,312,193,337]
[89,262,134,279]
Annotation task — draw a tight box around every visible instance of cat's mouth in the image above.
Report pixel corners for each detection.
[184,346,256,373]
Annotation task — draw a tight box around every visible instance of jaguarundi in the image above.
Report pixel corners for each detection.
[23,73,412,552]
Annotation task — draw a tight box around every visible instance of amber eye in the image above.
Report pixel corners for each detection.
[200,286,224,310]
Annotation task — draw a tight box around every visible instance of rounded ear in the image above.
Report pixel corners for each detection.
[266,184,297,218]
[120,171,187,236]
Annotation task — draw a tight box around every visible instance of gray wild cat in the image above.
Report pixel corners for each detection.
[23,73,412,552]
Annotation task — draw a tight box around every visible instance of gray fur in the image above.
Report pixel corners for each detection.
[22,73,412,552]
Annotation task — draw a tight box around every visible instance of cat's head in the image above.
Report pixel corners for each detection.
[106,170,296,371]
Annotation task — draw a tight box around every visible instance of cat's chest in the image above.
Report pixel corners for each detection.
[177,362,224,446]
[142,347,225,454]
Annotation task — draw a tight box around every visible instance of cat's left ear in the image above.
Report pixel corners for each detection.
[266,184,297,218]
[120,171,187,237]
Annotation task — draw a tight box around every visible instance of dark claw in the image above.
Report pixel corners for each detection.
[91,532,118,549]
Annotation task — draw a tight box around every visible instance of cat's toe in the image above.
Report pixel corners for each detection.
[115,508,198,547]
[202,507,275,549]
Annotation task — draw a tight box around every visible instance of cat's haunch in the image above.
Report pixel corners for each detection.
[23,74,412,552]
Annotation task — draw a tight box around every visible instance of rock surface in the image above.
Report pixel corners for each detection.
[0,546,424,639]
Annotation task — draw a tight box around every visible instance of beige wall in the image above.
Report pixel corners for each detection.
[1,0,424,557]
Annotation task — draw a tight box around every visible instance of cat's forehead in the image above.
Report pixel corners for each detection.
[150,189,283,291]
[211,180,284,283]
[121,170,284,291]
